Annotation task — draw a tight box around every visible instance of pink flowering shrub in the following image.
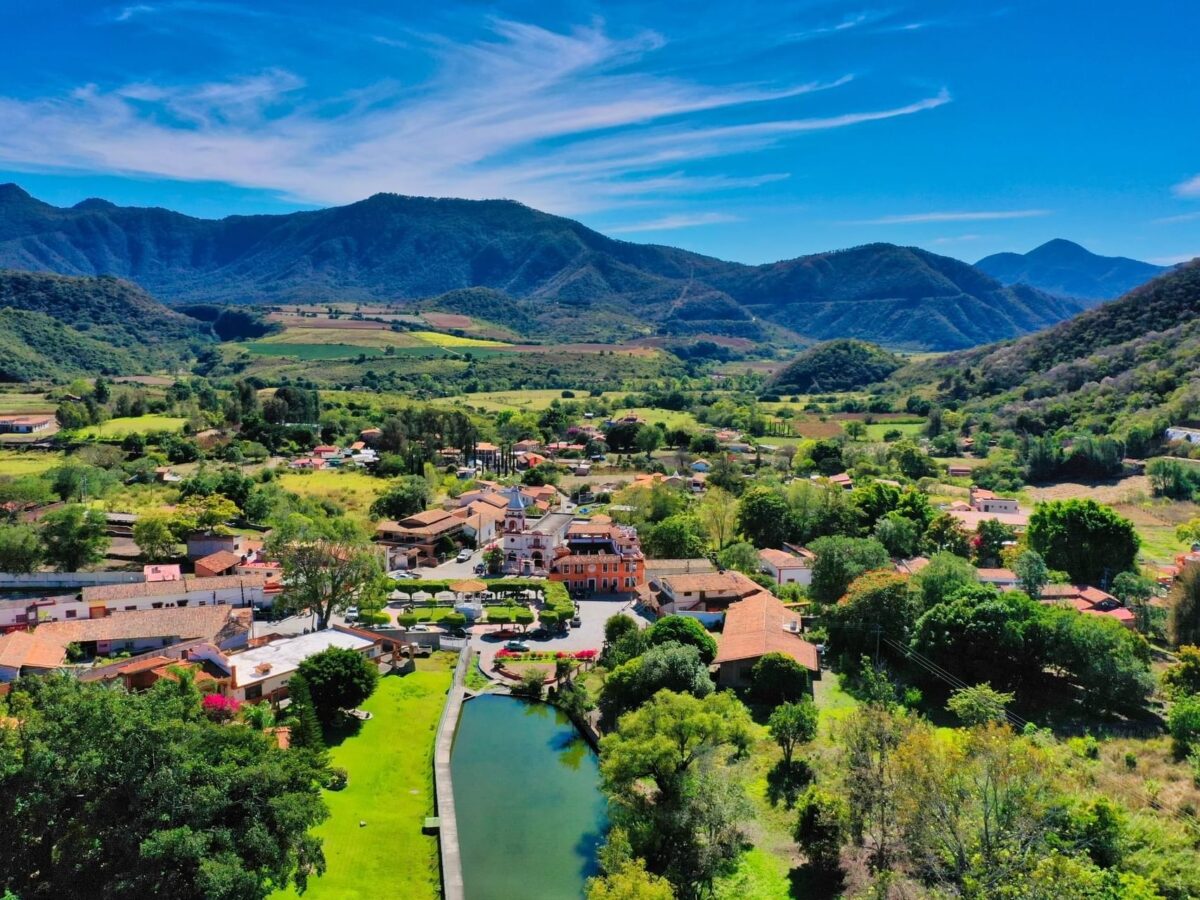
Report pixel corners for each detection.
[202,693,241,722]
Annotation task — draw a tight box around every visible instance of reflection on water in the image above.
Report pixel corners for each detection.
[451,694,608,900]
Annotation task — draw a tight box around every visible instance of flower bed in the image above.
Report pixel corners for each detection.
[495,649,597,662]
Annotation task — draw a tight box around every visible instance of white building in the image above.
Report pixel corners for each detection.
[500,487,574,575]
[758,547,814,587]
[223,627,386,702]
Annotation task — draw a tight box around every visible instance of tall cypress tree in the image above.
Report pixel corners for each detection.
[286,672,325,751]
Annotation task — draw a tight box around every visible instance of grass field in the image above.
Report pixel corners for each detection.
[272,656,454,900]
[452,389,624,413]
[257,325,427,348]
[278,469,387,521]
[0,450,63,476]
[77,415,187,438]
[616,407,703,431]
[862,421,924,440]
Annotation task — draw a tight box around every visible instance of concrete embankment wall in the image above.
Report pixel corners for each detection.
[433,646,469,900]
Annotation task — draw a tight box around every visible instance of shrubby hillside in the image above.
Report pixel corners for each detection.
[0,269,210,381]
[771,339,903,393]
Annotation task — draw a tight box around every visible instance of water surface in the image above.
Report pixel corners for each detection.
[451,694,607,900]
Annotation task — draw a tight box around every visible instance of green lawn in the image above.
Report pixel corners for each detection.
[77,415,187,438]
[862,421,924,441]
[274,656,454,900]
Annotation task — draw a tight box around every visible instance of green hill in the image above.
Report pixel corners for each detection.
[771,339,904,393]
[0,184,1088,351]
[888,260,1200,441]
[0,269,211,381]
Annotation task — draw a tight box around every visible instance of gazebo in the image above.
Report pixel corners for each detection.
[449,579,487,621]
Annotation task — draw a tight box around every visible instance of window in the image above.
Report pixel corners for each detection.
[65,610,77,619]
[245,684,262,700]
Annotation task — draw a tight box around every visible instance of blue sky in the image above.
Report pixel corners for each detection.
[2,0,1198,265]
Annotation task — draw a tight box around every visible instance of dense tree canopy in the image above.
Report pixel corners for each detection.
[1026,499,1138,585]
[0,675,328,900]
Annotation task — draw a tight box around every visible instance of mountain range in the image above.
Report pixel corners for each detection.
[975,238,1167,301]
[0,183,1098,351]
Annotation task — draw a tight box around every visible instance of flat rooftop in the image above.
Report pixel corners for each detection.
[229,629,375,688]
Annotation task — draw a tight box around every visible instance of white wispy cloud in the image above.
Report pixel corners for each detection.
[788,9,893,41]
[0,19,950,215]
[1153,211,1200,224]
[1148,252,1199,265]
[930,233,983,244]
[1170,173,1200,197]
[608,212,743,233]
[844,209,1049,225]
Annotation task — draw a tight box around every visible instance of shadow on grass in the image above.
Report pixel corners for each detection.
[766,759,813,810]
[788,864,844,900]
[321,714,364,749]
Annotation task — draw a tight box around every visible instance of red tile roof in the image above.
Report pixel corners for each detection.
[715,591,819,671]
[194,550,242,574]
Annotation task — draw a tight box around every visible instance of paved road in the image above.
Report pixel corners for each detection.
[470,597,652,679]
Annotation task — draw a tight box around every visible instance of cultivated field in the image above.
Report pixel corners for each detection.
[0,450,62,476]
[77,415,188,438]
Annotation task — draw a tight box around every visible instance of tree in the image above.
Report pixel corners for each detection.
[133,513,176,562]
[697,486,738,549]
[715,541,760,576]
[599,643,714,729]
[1167,693,1200,757]
[648,616,718,664]
[1111,570,1156,631]
[874,512,919,559]
[600,691,754,896]
[267,518,381,629]
[636,426,662,458]
[586,859,674,900]
[793,786,848,875]
[39,505,109,571]
[369,475,430,520]
[1162,645,1200,698]
[0,674,328,900]
[1168,562,1200,648]
[752,653,811,706]
[643,514,707,559]
[923,512,971,557]
[1026,499,1139,585]
[946,683,1015,726]
[0,523,42,573]
[829,570,917,660]
[768,699,819,769]
[171,494,240,537]
[284,671,325,751]
[973,519,1016,567]
[914,551,978,608]
[736,486,792,548]
[484,545,504,575]
[296,646,380,723]
[807,536,890,604]
[1014,550,1050,599]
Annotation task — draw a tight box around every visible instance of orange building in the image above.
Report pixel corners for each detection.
[548,521,645,595]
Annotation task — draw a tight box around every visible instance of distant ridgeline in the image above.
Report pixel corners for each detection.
[0,184,1132,351]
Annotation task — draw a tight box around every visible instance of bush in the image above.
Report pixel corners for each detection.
[751,652,810,706]
[325,767,349,791]
[794,786,848,874]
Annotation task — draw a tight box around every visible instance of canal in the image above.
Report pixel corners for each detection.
[450,694,608,900]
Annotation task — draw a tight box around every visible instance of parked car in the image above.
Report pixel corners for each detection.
[344,606,359,621]
[505,640,529,651]
[456,549,472,563]
[410,623,431,633]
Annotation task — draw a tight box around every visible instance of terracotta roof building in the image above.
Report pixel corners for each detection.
[0,631,67,681]
[33,604,252,657]
[714,590,819,688]
[194,549,242,578]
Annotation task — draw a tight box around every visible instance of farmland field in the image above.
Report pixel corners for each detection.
[452,389,624,412]
[0,392,55,413]
[410,330,510,348]
[78,416,188,438]
[0,450,63,476]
